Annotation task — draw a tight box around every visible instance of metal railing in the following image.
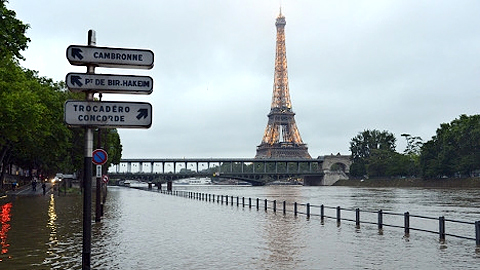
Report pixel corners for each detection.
[134,187,480,248]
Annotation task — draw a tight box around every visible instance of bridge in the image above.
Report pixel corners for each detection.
[108,154,351,186]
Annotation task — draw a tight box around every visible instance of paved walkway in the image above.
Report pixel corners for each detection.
[6,182,53,196]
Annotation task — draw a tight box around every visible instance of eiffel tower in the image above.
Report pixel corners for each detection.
[255,11,311,159]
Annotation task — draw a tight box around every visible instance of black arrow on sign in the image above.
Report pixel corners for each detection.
[136,109,148,120]
[71,48,83,60]
[70,75,83,87]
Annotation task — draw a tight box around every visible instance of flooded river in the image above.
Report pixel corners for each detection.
[1,185,480,269]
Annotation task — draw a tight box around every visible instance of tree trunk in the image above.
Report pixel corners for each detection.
[0,145,9,190]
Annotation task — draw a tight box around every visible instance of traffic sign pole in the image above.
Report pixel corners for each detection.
[82,29,95,270]
[95,164,102,223]
[66,30,154,270]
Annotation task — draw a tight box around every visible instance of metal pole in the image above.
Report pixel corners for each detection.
[82,29,96,270]
[404,212,410,236]
[95,93,103,223]
[336,206,341,224]
[475,221,480,247]
[378,210,383,230]
[355,208,360,228]
[439,216,446,242]
[95,164,102,222]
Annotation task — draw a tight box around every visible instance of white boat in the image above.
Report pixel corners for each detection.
[123,180,146,188]
[174,177,212,185]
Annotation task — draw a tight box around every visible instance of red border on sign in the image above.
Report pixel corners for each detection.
[92,149,108,165]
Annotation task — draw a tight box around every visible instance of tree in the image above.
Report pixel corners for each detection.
[0,2,123,189]
[401,133,423,156]
[0,58,45,167]
[349,129,396,177]
[420,114,480,178]
[400,133,422,176]
[0,0,30,60]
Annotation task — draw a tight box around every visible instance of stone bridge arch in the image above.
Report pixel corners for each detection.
[322,154,352,173]
[318,154,352,185]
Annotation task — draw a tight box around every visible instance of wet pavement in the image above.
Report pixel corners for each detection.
[5,182,53,196]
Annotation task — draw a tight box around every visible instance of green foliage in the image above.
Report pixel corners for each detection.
[400,134,422,176]
[95,128,123,172]
[366,149,412,178]
[0,0,30,60]
[349,130,420,178]
[349,129,397,177]
[401,133,423,156]
[420,114,480,178]
[351,115,480,179]
[0,2,123,182]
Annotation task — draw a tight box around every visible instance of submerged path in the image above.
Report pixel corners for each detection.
[4,182,53,196]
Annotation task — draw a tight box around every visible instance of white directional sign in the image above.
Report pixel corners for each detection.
[64,100,152,128]
[66,73,153,94]
[66,45,154,69]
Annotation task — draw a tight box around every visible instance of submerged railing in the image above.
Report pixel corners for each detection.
[136,187,480,248]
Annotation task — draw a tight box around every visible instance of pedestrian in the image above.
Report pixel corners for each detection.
[32,178,37,191]
[12,181,17,191]
[42,182,46,195]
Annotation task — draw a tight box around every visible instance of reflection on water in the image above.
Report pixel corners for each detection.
[43,194,58,266]
[0,202,12,257]
[0,194,84,269]
[260,187,303,269]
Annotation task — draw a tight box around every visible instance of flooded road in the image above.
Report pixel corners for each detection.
[1,186,480,269]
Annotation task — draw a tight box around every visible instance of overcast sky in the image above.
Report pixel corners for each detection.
[9,0,480,158]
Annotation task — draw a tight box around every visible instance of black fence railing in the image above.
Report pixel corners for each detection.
[133,187,480,248]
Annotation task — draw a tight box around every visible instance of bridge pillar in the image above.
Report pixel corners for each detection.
[304,175,323,186]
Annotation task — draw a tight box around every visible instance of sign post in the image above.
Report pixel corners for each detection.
[81,29,96,270]
[68,30,154,270]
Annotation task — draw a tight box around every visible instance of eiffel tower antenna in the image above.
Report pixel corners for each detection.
[255,10,311,159]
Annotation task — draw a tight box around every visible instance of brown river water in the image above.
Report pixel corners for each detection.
[1,185,480,269]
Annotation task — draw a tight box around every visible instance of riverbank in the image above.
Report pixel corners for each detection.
[333,177,480,188]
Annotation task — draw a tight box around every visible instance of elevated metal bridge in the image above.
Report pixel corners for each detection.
[109,158,325,186]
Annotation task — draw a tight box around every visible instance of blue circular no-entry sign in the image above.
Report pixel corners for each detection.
[92,149,108,165]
